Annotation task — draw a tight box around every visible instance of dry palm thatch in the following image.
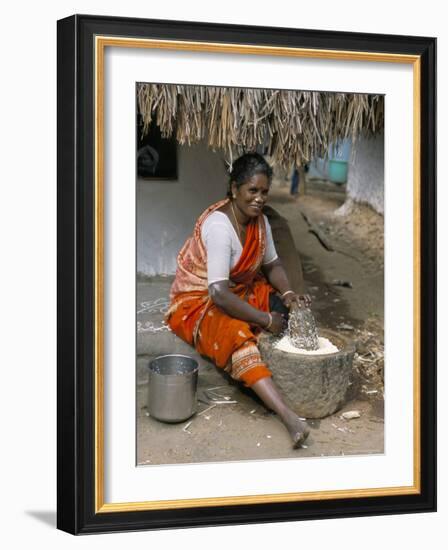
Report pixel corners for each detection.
[137,84,384,169]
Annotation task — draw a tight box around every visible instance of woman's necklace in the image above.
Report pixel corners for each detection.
[230,200,245,244]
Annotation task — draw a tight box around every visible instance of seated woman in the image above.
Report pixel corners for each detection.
[165,153,310,448]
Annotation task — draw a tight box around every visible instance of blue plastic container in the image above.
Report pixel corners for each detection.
[328,160,348,184]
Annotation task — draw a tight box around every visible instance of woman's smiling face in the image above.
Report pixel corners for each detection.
[232,174,270,220]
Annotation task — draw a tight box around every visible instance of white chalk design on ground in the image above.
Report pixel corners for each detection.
[137,298,172,333]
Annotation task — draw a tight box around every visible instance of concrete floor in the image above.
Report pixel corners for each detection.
[136,186,384,466]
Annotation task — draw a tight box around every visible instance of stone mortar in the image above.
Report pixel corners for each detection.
[258,328,356,419]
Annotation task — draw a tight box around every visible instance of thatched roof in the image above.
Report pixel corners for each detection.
[137,84,384,169]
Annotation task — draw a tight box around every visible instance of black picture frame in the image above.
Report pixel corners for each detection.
[57,14,436,534]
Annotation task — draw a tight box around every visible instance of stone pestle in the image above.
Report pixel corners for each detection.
[287,301,319,351]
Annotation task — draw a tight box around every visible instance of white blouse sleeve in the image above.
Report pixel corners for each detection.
[201,221,233,285]
[262,216,278,265]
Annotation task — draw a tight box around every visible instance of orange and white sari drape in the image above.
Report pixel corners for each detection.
[165,199,274,387]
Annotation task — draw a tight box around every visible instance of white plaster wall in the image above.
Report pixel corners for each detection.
[347,133,384,214]
[137,141,228,277]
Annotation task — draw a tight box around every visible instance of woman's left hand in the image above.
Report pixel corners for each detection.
[282,291,312,309]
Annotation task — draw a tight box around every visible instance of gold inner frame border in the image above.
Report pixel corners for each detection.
[94,35,421,513]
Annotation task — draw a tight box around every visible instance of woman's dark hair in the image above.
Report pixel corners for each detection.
[227,153,273,198]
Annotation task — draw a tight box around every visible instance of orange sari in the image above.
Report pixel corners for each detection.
[166,199,274,386]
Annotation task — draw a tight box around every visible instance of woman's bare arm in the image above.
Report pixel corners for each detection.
[261,258,291,295]
[208,281,269,327]
[262,258,312,308]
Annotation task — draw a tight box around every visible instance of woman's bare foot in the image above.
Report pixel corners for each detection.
[284,413,310,449]
[251,377,310,449]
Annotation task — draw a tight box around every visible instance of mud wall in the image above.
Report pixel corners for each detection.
[137,141,227,277]
[347,133,384,214]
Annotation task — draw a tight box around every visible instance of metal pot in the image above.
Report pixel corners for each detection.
[147,354,199,423]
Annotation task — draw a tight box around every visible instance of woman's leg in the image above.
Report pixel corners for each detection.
[251,377,310,448]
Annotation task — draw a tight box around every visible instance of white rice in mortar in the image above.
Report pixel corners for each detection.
[274,335,339,355]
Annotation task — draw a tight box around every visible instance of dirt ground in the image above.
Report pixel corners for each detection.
[137,178,385,466]
[270,180,384,395]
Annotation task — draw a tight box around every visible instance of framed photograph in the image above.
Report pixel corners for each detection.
[57,14,436,534]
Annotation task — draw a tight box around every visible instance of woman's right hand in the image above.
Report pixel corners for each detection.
[265,311,287,335]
